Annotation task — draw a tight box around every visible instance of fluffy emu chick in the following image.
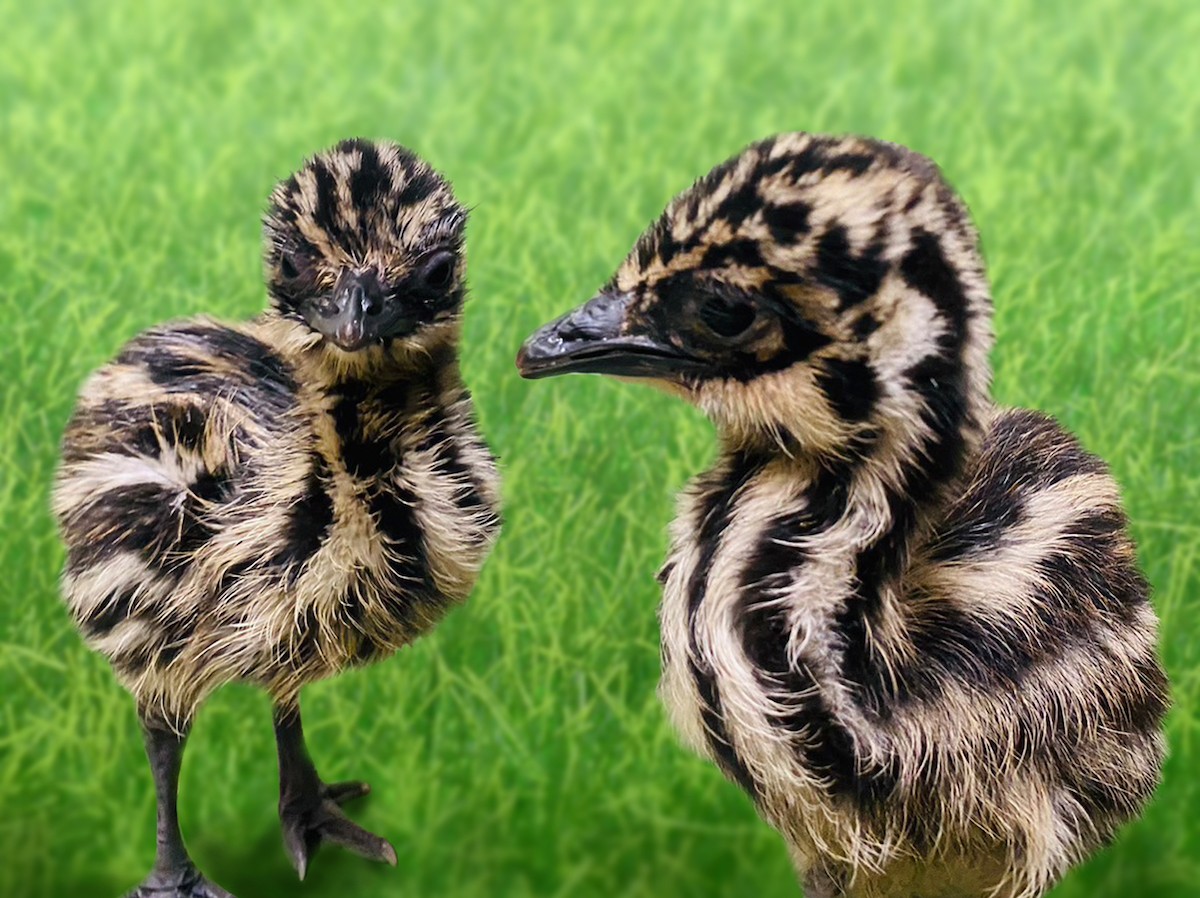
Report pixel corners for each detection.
[518,133,1167,898]
[54,140,500,898]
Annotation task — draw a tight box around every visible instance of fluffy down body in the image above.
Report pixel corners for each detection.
[55,314,499,724]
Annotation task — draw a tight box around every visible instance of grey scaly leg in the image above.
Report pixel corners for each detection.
[126,718,234,898]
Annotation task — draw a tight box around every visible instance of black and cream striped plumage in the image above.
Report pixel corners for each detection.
[519,133,1168,898]
[53,140,500,897]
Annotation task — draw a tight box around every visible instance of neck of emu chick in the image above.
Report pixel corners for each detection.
[686,397,988,810]
[712,384,984,651]
[254,313,469,486]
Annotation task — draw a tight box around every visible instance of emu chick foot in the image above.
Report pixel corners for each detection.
[280,779,397,879]
[125,864,235,898]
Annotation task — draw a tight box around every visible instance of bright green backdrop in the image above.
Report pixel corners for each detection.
[1,1,1197,896]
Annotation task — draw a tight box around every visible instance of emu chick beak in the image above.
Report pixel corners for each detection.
[517,292,698,380]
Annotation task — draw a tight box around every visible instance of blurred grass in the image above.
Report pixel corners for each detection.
[0,0,1197,896]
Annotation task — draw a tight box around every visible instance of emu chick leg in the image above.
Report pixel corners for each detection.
[127,719,233,898]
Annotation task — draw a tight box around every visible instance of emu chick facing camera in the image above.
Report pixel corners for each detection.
[53,140,500,898]
[518,133,1168,898]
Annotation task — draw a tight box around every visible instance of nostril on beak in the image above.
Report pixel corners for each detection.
[346,279,383,316]
[561,292,630,341]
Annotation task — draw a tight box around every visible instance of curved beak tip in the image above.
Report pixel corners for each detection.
[514,328,559,379]
[333,322,368,352]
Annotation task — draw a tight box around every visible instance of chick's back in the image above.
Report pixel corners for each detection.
[54,319,301,690]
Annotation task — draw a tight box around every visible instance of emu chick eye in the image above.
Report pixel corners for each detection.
[699,295,757,338]
[420,252,456,291]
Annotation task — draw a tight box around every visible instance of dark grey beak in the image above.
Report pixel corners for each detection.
[333,271,378,350]
[307,268,420,351]
[517,292,699,380]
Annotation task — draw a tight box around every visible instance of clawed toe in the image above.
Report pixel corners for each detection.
[321,779,371,805]
[126,865,235,898]
[281,794,396,880]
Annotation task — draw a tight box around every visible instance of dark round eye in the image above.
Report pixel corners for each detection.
[419,251,456,291]
[279,250,300,280]
[699,295,757,338]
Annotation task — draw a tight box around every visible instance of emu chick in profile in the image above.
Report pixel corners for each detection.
[518,133,1168,898]
[53,140,500,898]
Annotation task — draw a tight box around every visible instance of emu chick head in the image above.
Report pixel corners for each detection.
[264,139,467,356]
[518,133,995,460]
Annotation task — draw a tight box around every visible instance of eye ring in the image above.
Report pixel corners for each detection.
[419,251,457,291]
[698,295,757,338]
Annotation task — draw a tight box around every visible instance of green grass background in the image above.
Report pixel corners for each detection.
[1,0,1197,895]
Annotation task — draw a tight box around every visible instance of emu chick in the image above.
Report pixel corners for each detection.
[518,133,1168,898]
[53,140,500,898]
